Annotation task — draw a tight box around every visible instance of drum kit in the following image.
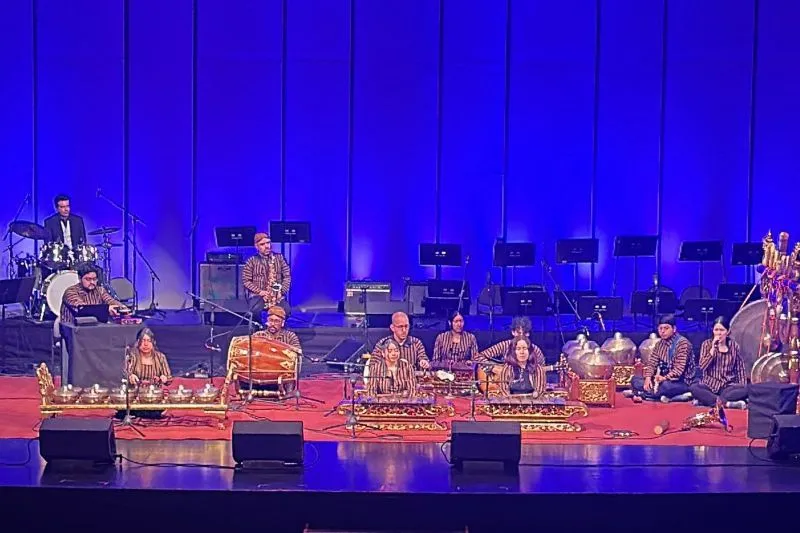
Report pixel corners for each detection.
[5,220,128,319]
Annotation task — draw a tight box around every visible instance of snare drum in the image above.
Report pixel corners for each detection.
[41,270,79,317]
[39,242,70,270]
[72,243,98,264]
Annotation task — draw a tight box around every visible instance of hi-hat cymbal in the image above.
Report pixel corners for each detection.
[9,221,49,240]
[88,226,120,236]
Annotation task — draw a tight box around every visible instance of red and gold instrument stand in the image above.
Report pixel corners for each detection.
[337,393,455,431]
[612,360,643,389]
[566,372,616,407]
[476,393,589,432]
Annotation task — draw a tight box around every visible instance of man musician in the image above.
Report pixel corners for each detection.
[60,263,127,324]
[254,306,302,353]
[242,232,291,319]
[43,194,87,249]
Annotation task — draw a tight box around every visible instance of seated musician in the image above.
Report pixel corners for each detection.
[372,311,430,370]
[630,315,696,403]
[125,327,172,386]
[496,337,546,397]
[476,315,545,366]
[432,311,479,364]
[689,316,748,409]
[254,306,302,352]
[60,263,127,324]
[367,339,417,397]
[242,232,292,320]
[43,194,87,249]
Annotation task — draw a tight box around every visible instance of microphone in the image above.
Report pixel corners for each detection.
[205,342,222,352]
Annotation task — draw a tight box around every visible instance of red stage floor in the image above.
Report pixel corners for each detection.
[0,374,753,446]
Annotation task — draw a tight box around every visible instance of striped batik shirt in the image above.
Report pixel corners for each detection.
[372,335,429,369]
[60,284,121,324]
[645,334,697,384]
[126,350,172,383]
[366,358,417,396]
[432,331,479,363]
[253,328,302,352]
[698,338,748,393]
[476,337,546,366]
[241,253,291,298]
[498,363,547,396]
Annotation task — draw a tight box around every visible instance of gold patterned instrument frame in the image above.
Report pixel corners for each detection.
[35,363,234,427]
[476,395,589,432]
[336,394,455,431]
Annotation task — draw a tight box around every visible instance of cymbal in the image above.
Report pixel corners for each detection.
[9,221,48,240]
[88,226,120,236]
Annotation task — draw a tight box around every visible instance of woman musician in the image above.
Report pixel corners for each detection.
[689,316,749,409]
[496,336,547,397]
[125,327,172,386]
[432,311,479,364]
[367,338,417,397]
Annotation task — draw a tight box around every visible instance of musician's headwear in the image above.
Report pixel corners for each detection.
[658,314,676,327]
[268,306,286,320]
[254,232,269,245]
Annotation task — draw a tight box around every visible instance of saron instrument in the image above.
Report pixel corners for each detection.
[227,335,300,399]
[336,393,455,431]
[476,394,589,432]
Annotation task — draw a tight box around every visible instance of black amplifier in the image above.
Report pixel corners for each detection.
[206,251,243,264]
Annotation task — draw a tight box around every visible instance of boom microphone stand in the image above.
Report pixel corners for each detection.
[123,231,164,318]
[541,260,586,347]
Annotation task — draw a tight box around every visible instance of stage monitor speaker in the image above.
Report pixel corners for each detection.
[323,338,366,366]
[232,420,304,466]
[39,418,117,464]
[199,263,246,301]
[747,383,799,439]
[450,421,521,470]
[767,414,800,460]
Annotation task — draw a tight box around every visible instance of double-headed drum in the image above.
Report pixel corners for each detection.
[227,335,300,397]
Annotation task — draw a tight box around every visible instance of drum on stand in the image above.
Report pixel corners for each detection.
[40,270,79,318]
[72,244,98,265]
[38,242,70,271]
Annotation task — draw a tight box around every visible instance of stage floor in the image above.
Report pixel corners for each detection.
[0,438,796,532]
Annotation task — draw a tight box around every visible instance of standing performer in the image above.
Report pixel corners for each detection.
[43,194,87,249]
[689,316,749,409]
[432,311,479,363]
[630,315,696,403]
[242,232,291,318]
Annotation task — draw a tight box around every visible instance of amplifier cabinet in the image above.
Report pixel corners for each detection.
[344,281,391,315]
[199,262,246,301]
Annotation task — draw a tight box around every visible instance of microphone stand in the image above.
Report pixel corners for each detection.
[123,230,164,318]
[4,194,29,279]
[97,190,146,312]
[456,255,470,316]
[541,260,586,347]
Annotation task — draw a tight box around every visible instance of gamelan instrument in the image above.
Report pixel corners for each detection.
[227,335,300,398]
[418,361,475,395]
[476,395,589,432]
[35,363,233,425]
[476,359,567,395]
[565,347,617,406]
[336,393,455,431]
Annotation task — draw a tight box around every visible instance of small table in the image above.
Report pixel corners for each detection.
[60,322,141,387]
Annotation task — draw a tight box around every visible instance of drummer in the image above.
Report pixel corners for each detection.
[253,305,301,352]
[60,263,126,324]
[367,338,417,397]
[43,194,87,249]
[432,311,479,364]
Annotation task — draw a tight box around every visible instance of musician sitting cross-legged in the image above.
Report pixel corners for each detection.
[432,311,479,363]
[475,315,545,366]
[496,336,547,397]
[253,306,301,352]
[367,339,417,397]
[242,232,291,320]
[689,316,749,409]
[630,315,697,403]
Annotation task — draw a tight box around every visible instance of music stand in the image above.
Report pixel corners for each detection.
[493,242,535,287]
[613,235,658,293]
[501,288,550,317]
[556,239,598,290]
[578,296,623,331]
[269,221,310,269]
[0,277,35,371]
[215,226,257,300]
[631,290,677,316]
[684,299,736,332]
[419,243,462,280]
[732,242,762,284]
[679,241,723,297]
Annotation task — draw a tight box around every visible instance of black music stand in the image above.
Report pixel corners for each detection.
[420,243,462,280]
[631,289,677,316]
[578,296,623,332]
[684,299,736,332]
[425,280,470,317]
[502,288,550,317]
[732,242,762,284]
[0,277,35,372]
[556,239,598,290]
[269,221,310,269]
[556,290,598,316]
[493,242,535,287]
[679,241,723,297]
[613,235,658,294]
[215,226,257,301]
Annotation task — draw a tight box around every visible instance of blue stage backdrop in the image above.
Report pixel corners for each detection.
[1,0,798,313]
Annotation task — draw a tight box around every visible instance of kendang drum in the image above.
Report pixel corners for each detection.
[39,242,70,270]
[41,270,79,317]
[227,335,300,399]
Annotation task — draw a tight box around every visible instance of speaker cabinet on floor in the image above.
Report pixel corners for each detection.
[747,383,799,439]
[767,414,800,460]
[39,418,117,464]
[450,421,521,470]
[232,420,304,466]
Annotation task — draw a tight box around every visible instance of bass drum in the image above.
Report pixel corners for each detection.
[42,270,79,317]
[729,299,769,380]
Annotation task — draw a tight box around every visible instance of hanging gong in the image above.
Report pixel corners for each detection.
[729,299,769,376]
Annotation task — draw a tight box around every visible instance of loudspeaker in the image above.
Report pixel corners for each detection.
[747,383,799,438]
[323,339,366,365]
[39,418,116,464]
[450,421,521,470]
[199,263,246,301]
[767,414,800,460]
[232,421,304,465]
